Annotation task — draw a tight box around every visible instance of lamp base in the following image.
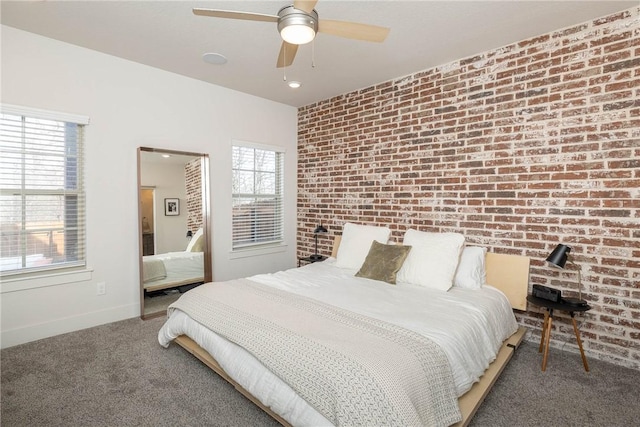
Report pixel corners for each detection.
[562,297,588,307]
[309,254,325,261]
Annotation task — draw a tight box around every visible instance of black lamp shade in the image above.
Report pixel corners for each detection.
[546,244,571,269]
[314,225,328,234]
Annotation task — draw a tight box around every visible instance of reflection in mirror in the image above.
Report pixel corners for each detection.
[137,147,211,319]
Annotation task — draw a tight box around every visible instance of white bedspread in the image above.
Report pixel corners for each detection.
[143,251,203,289]
[159,258,518,426]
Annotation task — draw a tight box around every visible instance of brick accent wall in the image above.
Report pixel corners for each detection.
[297,7,640,369]
[185,159,203,233]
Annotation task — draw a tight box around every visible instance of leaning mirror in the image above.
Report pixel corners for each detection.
[137,147,211,319]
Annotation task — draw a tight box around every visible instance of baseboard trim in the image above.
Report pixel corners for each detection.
[0,303,139,349]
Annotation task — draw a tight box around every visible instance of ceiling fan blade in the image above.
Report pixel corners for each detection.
[293,0,319,14]
[276,42,299,68]
[193,8,278,23]
[318,20,390,42]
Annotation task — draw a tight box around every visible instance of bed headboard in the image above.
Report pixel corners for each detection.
[329,235,529,311]
[484,252,529,310]
[330,235,342,258]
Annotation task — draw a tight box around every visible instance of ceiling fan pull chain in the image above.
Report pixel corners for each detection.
[283,44,287,81]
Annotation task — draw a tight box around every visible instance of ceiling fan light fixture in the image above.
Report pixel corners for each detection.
[194,3,390,69]
[277,6,318,45]
[280,24,315,44]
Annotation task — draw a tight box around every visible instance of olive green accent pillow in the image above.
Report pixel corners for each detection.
[355,241,412,284]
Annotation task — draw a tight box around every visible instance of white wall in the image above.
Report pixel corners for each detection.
[141,160,189,253]
[0,26,298,348]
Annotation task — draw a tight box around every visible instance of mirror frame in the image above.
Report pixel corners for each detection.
[137,147,212,319]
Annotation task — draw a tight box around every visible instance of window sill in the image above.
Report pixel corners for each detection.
[0,268,94,294]
[229,244,288,260]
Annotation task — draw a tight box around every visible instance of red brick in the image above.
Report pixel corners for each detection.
[297,7,640,370]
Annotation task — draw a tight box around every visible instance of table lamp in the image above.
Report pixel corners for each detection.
[546,243,586,307]
[310,224,328,261]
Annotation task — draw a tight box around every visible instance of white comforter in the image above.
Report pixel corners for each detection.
[143,251,203,289]
[159,258,518,426]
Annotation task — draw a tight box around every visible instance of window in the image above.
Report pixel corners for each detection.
[0,105,88,276]
[232,143,284,249]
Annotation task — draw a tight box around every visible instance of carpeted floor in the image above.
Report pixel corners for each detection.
[143,290,181,317]
[468,338,640,427]
[2,316,639,426]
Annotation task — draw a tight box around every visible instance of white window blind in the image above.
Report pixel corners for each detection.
[0,105,87,275]
[232,144,284,249]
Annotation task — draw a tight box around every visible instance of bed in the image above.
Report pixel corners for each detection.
[143,228,205,292]
[142,251,204,292]
[158,224,529,426]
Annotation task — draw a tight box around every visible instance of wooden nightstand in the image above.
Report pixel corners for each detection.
[527,295,591,372]
[297,255,327,267]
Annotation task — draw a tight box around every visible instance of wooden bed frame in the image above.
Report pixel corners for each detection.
[144,277,204,293]
[174,237,530,427]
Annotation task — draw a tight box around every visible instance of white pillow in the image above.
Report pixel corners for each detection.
[185,228,203,252]
[335,223,391,270]
[396,229,465,291]
[454,246,487,290]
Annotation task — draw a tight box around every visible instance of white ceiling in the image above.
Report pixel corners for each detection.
[2,1,636,107]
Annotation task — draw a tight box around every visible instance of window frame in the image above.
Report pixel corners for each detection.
[231,141,285,252]
[0,104,89,278]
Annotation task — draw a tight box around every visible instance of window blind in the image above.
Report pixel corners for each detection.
[232,145,284,249]
[0,106,87,275]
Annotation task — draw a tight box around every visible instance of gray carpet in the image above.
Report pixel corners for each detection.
[468,340,640,427]
[2,317,639,426]
[143,291,181,317]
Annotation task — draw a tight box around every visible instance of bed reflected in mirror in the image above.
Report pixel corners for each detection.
[137,147,211,319]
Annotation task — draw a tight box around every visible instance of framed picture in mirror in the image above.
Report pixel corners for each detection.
[164,198,179,216]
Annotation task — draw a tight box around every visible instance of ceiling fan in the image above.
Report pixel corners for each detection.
[193,0,390,68]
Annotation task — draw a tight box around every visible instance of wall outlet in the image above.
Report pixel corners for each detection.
[96,282,106,295]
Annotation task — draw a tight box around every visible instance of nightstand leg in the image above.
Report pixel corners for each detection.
[571,315,590,372]
[542,312,553,372]
[539,310,549,353]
